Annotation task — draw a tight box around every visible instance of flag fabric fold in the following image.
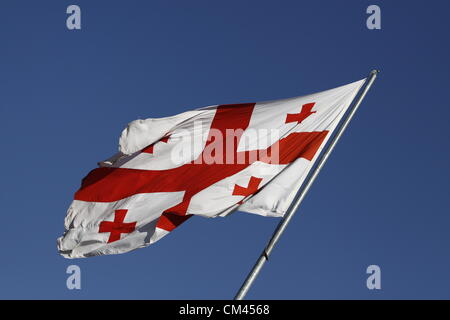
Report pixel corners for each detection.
[57,79,364,258]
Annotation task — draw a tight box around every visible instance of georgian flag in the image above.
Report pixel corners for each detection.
[57,79,364,258]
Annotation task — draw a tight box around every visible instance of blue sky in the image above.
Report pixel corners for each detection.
[1,1,449,299]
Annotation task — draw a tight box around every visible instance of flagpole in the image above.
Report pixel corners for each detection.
[234,69,379,300]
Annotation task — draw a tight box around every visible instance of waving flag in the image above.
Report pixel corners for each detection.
[57,79,365,258]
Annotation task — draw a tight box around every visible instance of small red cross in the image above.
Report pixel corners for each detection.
[142,135,171,154]
[99,209,137,243]
[285,102,316,124]
[233,176,263,197]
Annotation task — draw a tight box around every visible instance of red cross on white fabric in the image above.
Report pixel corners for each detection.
[285,102,316,124]
[99,209,137,243]
[141,135,171,154]
[233,176,263,197]
[232,176,263,204]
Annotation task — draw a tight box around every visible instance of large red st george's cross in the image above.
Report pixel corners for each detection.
[75,103,327,238]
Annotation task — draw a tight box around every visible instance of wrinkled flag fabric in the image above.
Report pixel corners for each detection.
[58,79,364,258]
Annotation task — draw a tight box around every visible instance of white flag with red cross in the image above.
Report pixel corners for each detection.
[57,78,364,258]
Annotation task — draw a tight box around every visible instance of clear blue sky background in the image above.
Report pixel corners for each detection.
[1,1,449,299]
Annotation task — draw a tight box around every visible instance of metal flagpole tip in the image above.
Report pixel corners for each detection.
[370,69,380,75]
